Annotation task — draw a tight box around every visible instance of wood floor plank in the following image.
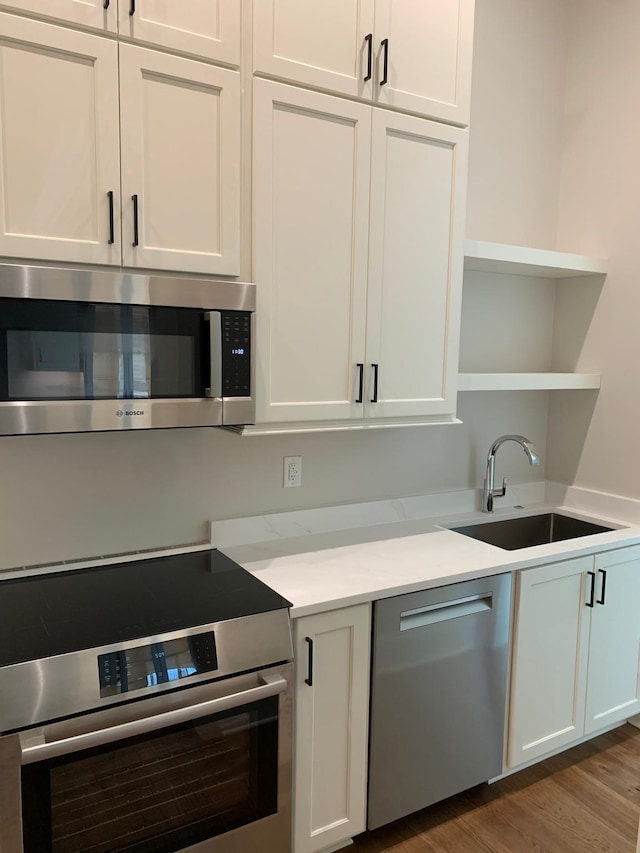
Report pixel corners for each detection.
[552,764,640,839]
[351,724,640,853]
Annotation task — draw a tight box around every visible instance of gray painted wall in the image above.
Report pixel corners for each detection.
[0,0,573,569]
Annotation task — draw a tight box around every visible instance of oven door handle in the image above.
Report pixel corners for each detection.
[19,673,288,765]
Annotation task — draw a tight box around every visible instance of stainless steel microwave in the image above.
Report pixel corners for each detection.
[0,264,255,435]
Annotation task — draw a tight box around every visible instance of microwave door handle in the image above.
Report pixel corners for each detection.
[20,673,287,765]
[205,311,222,398]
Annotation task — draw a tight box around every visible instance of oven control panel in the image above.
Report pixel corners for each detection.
[98,630,218,697]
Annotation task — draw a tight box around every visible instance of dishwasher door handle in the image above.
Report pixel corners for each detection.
[400,592,493,631]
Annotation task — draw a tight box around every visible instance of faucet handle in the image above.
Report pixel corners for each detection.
[494,477,507,499]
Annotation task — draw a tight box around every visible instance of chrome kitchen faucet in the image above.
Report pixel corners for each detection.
[483,435,540,512]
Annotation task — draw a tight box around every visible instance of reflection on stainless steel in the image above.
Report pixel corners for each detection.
[2,663,293,853]
[483,434,540,513]
[0,263,256,433]
[0,263,256,310]
[0,398,225,435]
[206,310,223,398]
[0,609,292,734]
[20,672,289,764]
[368,574,512,829]
[0,544,293,853]
[450,511,616,550]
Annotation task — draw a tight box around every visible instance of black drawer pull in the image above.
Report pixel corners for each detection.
[596,569,607,605]
[107,191,115,245]
[132,194,139,247]
[103,0,110,8]
[304,637,313,687]
[356,363,364,403]
[371,363,379,403]
[364,33,373,81]
[586,571,596,607]
[129,0,135,15]
[380,38,389,86]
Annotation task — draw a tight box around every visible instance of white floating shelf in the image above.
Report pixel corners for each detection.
[458,373,601,392]
[464,240,608,278]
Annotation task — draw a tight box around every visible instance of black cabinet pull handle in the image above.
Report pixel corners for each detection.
[380,38,389,86]
[586,571,596,607]
[596,569,607,605]
[364,33,373,81]
[304,637,313,687]
[129,0,135,15]
[132,194,139,247]
[371,363,379,403]
[103,0,110,8]
[356,363,364,403]
[107,191,115,245]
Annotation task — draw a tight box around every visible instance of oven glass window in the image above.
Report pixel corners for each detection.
[21,697,278,853]
[0,298,207,400]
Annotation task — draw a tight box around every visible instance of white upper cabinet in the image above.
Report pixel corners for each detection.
[119,0,240,65]
[120,44,240,275]
[365,110,466,418]
[0,13,121,265]
[0,0,117,33]
[253,80,371,423]
[253,0,375,100]
[253,0,474,125]
[253,80,467,426]
[373,0,474,125]
[0,14,240,273]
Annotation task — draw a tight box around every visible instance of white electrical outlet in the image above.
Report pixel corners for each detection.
[284,456,302,488]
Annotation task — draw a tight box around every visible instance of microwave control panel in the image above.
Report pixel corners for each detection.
[221,311,251,397]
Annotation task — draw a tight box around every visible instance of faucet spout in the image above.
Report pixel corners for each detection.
[483,435,540,513]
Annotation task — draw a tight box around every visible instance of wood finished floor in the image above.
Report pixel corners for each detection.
[351,724,640,852]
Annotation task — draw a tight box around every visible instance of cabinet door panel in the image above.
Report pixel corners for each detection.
[0,0,117,32]
[508,557,592,768]
[0,14,121,264]
[119,0,240,64]
[374,0,474,125]
[253,80,371,423]
[294,605,371,853]
[254,0,374,99]
[120,45,240,275]
[585,546,640,734]
[365,110,467,418]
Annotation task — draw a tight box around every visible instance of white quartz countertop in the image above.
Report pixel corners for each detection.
[220,501,640,618]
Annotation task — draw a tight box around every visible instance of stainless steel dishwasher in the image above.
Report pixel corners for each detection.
[367,573,512,829]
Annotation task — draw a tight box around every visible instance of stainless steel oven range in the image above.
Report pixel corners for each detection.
[0,548,293,853]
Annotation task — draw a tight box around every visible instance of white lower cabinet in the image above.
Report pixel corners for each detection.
[584,547,640,733]
[293,604,371,853]
[508,545,640,768]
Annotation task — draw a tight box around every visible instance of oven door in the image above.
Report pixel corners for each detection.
[0,664,292,853]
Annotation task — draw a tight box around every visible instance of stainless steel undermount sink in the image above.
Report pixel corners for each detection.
[449,512,617,551]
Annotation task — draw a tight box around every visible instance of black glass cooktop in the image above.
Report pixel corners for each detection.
[0,549,291,667]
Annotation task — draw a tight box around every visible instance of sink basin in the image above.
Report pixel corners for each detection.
[449,512,616,551]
